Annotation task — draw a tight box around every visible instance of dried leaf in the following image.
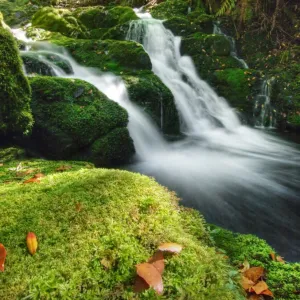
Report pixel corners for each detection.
[241,276,255,291]
[134,275,149,293]
[23,177,40,184]
[75,203,82,212]
[0,163,3,167]
[262,289,274,297]
[158,243,183,254]
[34,173,45,179]
[240,260,250,272]
[244,267,264,283]
[136,263,163,295]
[251,280,268,295]
[270,253,276,261]
[26,232,38,255]
[248,295,263,300]
[0,244,7,272]
[56,165,72,172]
[276,256,285,264]
[148,251,165,274]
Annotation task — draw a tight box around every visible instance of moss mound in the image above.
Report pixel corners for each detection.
[211,227,300,299]
[150,0,190,20]
[51,37,152,74]
[0,152,243,299]
[0,27,33,136]
[29,76,134,165]
[123,72,180,134]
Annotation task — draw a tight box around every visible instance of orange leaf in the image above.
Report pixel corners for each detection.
[56,165,72,172]
[34,173,45,179]
[134,275,150,293]
[148,251,165,275]
[252,281,269,295]
[244,267,264,283]
[26,232,38,255]
[0,244,7,272]
[241,276,255,291]
[23,177,40,184]
[158,243,182,254]
[270,253,276,261]
[136,263,163,295]
[262,289,274,297]
[276,256,285,264]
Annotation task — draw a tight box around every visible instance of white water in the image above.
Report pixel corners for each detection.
[213,21,249,69]
[13,19,300,260]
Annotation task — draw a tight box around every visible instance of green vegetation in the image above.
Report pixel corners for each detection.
[123,72,180,134]
[210,227,300,299]
[150,0,190,20]
[29,76,134,165]
[0,27,33,136]
[0,148,243,299]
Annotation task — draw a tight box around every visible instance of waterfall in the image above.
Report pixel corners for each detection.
[213,21,249,69]
[254,78,276,128]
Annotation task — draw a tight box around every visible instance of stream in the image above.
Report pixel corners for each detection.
[13,11,300,261]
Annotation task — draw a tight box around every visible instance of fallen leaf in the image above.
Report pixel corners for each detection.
[26,232,38,255]
[148,251,165,274]
[241,275,255,290]
[262,289,274,297]
[23,177,40,184]
[75,203,82,212]
[0,244,7,272]
[248,295,263,300]
[158,243,183,254]
[34,173,45,179]
[251,280,268,295]
[276,256,285,264]
[56,165,72,172]
[134,275,150,293]
[244,267,264,283]
[136,263,163,295]
[240,260,250,272]
[270,253,276,261]
[0,163,3,167]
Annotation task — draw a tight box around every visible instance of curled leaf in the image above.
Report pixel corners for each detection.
[241,276,255,291]
[0,244,7,272]
[26,232,38,255]
[276,256,285,264]
[270,253,276,261]
[262,289,274,297]
[244,267,264,283]
[136,263,163,295]
[134,275,150,293]
[158,243,182,254]
[148,251,165,275]
[251,280,269,295]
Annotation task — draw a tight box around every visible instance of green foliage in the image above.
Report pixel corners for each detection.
[123,72,180,134]
[0,27,33,136]
[29,76,133,165]
[216,0,236,16]
[51,37,152,74]
[210,226,300,299]
[0,154,243,299]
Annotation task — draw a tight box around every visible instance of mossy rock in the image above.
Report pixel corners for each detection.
[32,7,85,38]
[210,226,300,300]
[73,5,138,30]
[28,76,134,166]
[187,12,214,34]
[51,37,152,73]
[0,27,33,136]
[0,155,243,299]
[123,72,180,134]
[163,16,200,37]
[150,0,190,20]
[181,33,231,57]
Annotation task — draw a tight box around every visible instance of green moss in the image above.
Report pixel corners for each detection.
[150,0,190,20]
[32,7,85,38]
[123,72,180,134]
[0,27,33,136]
[51,37,152,74]
[28,76,133,165]
[0,155,243,299]
[210,227,300,300]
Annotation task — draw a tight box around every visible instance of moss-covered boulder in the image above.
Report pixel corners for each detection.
[52,37,152,73]
[150,0,190,20]
[0,27,33,136]
[210,227,300,300]
[123,72,180,134]
[32,7,85,38]
[21,53,57,76]
[28,76,134,166]
[0,154,243,299]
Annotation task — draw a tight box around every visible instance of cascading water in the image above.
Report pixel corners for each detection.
[254,78,276,128]
[13,18,300,260]
[213,21,249,69]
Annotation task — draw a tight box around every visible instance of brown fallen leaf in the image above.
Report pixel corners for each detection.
[248,295,264,300]
[136,263,163,295]
[244,267,265,283]
[34,173,45,179]
[0,244,7,272]
[262,289,274,297]
[270,253,276,261]
[241,275,255,291]
[23,177,40,184]
[276,256,285,264]
[158,243,183,254]
[56,165,72,172]
[75,202,82,212]
[148,251,165,275]
[251,280,269,295]
[134,275,150,293]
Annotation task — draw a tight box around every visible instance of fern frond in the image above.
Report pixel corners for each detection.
[216,0,237,16]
